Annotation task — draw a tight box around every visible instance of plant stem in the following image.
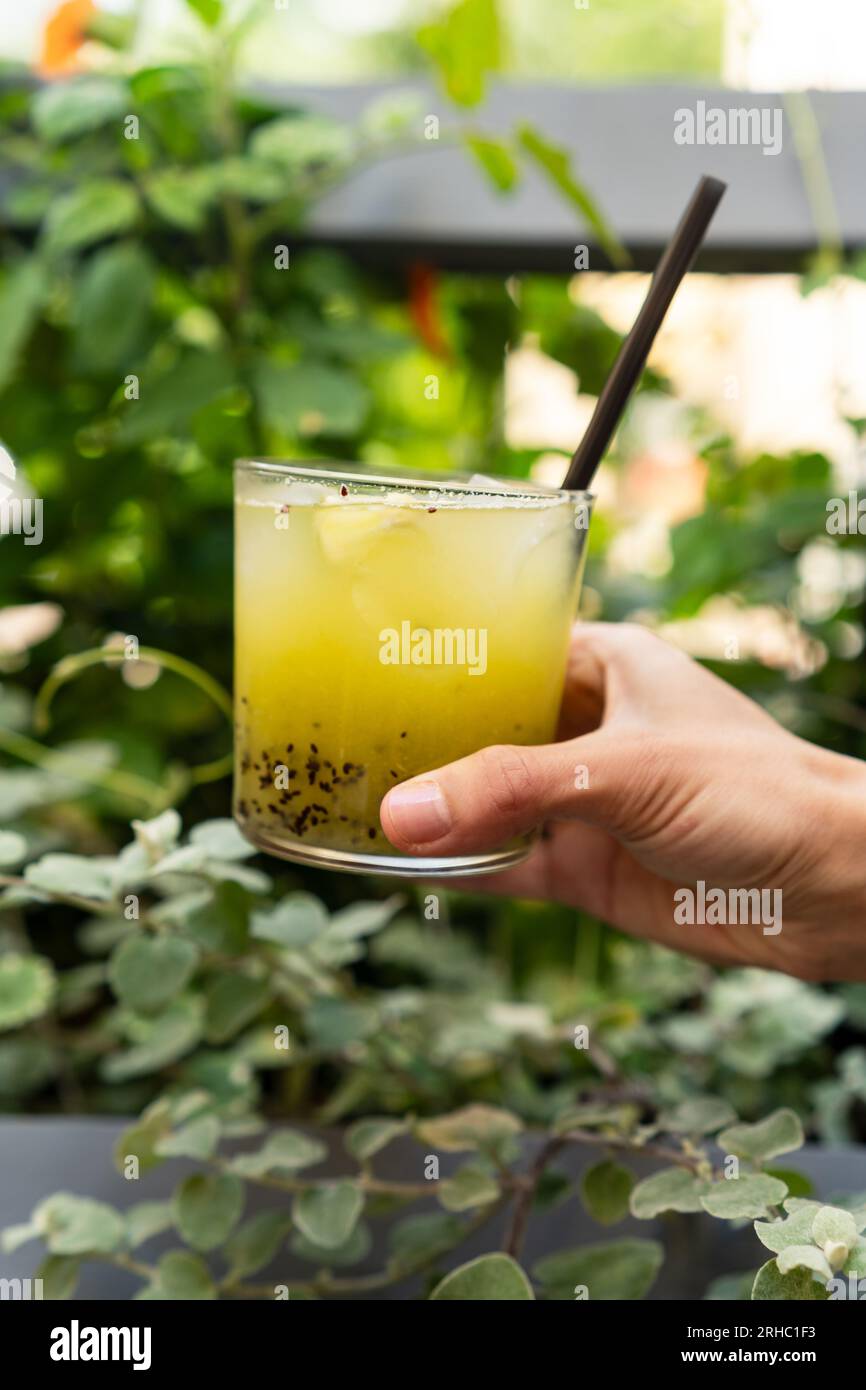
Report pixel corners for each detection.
[503,1136,566,1259]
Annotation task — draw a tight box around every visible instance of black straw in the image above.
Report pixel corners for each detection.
[563,175,727,492]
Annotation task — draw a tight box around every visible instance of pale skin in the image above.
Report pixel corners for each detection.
[380,623,866,983]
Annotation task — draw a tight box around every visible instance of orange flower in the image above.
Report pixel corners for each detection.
[408,262,450,359]
[39,0,95,78]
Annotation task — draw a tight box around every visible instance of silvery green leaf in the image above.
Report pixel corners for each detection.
[174,1173,244,1252]
[225,1210,294,1279]
[701,1174,789,1220]
[229,1129,327,1177]
[430,1253,535,1301]
[438,1164,500,1213]
[292,1182,363,1250]
[660,1097,737,1135]
[776,1245,832,1280]
[344,1117,406,1161]
[155,1115,220,1161]
[755,1204,820,1254]
[718,1108,804,1163]
[630,1167,709,1219]
[752,1258,829,1301]
[153,1250,216,1300]
[34,1194,125,1255]
[25,854,116,901]
[812,1205,859,1250]
[0,953,56,1031]
[533,1239,663,1301]
[251,893,328,948]
[108,935,198,1013]
[0,830,27,866]
[125,1202,174,1249]
[190,818,256,861]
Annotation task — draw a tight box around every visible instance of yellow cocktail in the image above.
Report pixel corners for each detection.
[234,461,591,875]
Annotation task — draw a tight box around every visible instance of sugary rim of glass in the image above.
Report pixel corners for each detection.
[235,458,593,504]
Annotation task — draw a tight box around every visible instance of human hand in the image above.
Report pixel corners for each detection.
[380,623,866,981]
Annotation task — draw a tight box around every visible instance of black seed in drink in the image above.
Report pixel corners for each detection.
[310,743,318,754]
[368,827,376,839]
[268,803,277,813]
[400,730,407,738]
[389,770,398,778]
[319,781,332,792]
[286,742,294,752]
[343,762,353,774]
[311,816,318,827]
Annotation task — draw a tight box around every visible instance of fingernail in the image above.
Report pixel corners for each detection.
[385,780,451,843]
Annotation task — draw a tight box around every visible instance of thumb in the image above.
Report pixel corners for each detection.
[380,731,635,856]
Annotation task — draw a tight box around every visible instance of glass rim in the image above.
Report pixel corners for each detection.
[234,457,594,504]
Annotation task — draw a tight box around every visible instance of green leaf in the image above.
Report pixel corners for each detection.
[516,124,627,268]
[102,997,203,1081]
[251,892,328,948]
[0,1037,56,1098]
[254,359,370,439]
[417,0,501,107]
[205,973,271,1043]
[701,1174,789,1220]
[388,1212,464,1269]
[438,1163,500,1212]
[465,135,518,192]
[155,1114,220,1161]
[249,114,354,172]
[764,1167,814,1198]
[108,935,198,1013]
[291,1222,372,1268]
[580,1160,634,1226]
[114,1102,172,1175]
[0,954,56,1032]
[755,1204,821,1255]
[752,1258,829,1301]
[34,1194,124,1255]
[325,896,403,942]
[185,0,223,26]
[812,1205,858,1252]
[630,1167,710,1219]
[154,1250,217,1300]
[189,819,256,861]
[125,1201,174,1249]
[37,1254,81,1300]
[115,350,236,446]
[32,76,127,143]
[292,1182,363,1250]
[25,853,115,901]
[1,1222,39,1253]
[224,1210,293,1280]
[430,1252,534,1300]
[71,243,154,375]
[229,1129,327,1177]
[43,179,139,256]
[777,1245,832,1281]
[143,166,218,232]
[174,1173,244,1252]
[305,996,375,1050]
[345,1117,407,1161]
[533,1239,663,1301]
[718,1109,805,1164]
[660,1097,737,1136]
[0,259,47,391]
[414,1104,523,1153]
[704,1270,755,1301]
